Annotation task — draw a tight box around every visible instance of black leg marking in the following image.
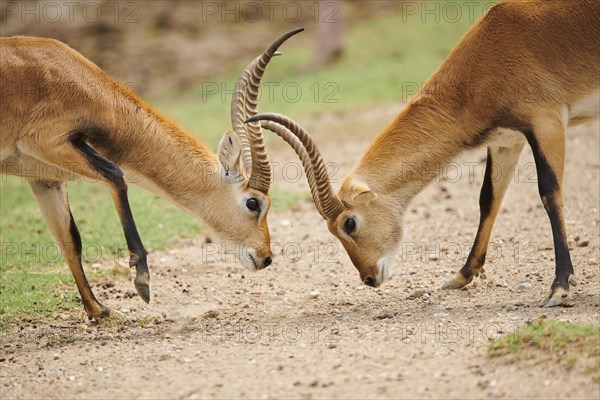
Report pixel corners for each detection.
[68,210,110,318]
[526,133,573,292]
[70,133,150,303]
[479,149,495,218]
[460,149,494,280]
[69,210,83,258]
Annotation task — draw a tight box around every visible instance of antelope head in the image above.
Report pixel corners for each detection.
[245,113,401,285]
[208,29,303,270]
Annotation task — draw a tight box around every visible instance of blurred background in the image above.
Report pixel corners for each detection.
[1,1,494,319]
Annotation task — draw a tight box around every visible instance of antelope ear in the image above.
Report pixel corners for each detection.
[217,131,242,179]
[350,180,378,205]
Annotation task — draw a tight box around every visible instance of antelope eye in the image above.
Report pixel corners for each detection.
[344,217,357,234]
[246,198,260,212]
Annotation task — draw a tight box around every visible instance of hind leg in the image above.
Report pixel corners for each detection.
[526,109,575,307]
[28,180,112,319]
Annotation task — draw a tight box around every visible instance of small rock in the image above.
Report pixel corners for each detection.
[308,290,320,299]
[517,282,532,291]
[203,310,219,319]
[375,311,395,320]
[576,240,589,248]
[506,305,518,311]
[407,289,428,300]
[309,379,319,387]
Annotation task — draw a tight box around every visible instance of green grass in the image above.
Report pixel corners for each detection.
[489,319,600,382]
[1,6,481,322]
[155,7,477,145]
[0,177,203,325]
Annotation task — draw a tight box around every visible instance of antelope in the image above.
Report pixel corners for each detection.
[0,28,303,319]
[248,1,599,307]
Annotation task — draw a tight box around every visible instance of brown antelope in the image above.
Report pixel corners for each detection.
[248,1,599,307]
[0,28,303,318]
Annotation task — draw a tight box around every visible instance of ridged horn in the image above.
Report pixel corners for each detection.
[230,28,304,193]
[259,121,326,217]
[246,113,344,221]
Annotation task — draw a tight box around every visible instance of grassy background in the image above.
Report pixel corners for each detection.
[1,7,479,321]
[489,319,600,382]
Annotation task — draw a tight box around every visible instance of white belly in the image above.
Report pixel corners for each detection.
[569,89,600,125]
[485,127,527,148]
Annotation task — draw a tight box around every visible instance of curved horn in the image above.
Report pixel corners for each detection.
[230,28,304,193]
[246,113,344,221]
[259,121,326,218]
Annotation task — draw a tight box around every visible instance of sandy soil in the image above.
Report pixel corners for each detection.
[1,105,599,399]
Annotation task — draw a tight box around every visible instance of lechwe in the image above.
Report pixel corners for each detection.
[248,1,599,307]
[0,28,303,318]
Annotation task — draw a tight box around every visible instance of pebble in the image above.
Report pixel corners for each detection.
[517,282,532,291]
[407,289,428,300]
[576,240,590,247]
[375,311,395,320]
[308,290,320,299]
[506,305,518,311]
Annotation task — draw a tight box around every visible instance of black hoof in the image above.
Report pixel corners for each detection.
[134,278,150,303]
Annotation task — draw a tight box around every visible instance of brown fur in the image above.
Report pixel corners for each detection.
[1,37,273,317]
[325,1,598,304]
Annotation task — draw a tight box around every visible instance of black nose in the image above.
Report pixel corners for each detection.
[262,256,272,268]
[364,277,376,287]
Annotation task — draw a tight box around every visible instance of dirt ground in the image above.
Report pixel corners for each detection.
[1,105,599,399]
